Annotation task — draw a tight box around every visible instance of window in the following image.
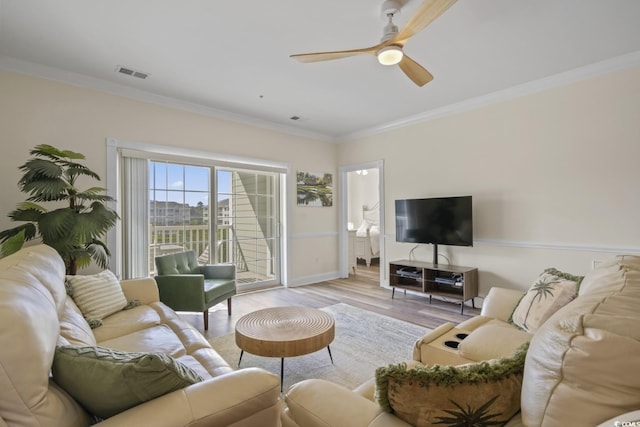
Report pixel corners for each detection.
[148,162,210,273]
[108,139,285,291]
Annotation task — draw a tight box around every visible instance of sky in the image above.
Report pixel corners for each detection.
[149,162,231,206]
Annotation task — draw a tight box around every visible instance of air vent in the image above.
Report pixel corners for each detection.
[116,65,149,80]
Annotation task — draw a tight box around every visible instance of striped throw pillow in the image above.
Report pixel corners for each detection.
[66,270,127,324]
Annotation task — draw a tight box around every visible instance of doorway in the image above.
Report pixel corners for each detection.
[338,160,385,286]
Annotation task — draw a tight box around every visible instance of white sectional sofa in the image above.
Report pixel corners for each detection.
[282,255,640,426]
[0,244,281,427]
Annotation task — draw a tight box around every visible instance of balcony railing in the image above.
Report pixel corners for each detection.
[149,224,221,273]
[148,223,255,273]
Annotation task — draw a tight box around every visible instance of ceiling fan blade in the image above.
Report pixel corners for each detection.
[398,55,434,87]
[394,0,458,45]
[290,45,379,63]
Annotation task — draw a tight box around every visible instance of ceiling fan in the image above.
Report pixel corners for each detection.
[290,0,457,87]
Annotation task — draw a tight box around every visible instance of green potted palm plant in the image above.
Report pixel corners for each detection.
[0,144,118,274]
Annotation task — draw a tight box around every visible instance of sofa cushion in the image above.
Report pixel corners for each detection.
[65,270,128,324]
[59,298,98,347]
[51,345,204,419]
[578,255,640,296]
[204,278,236,303]
[521,255,640,426]
[92,304,162,342]
[458,320,531,361]
[375,342,528,427]
[98,324,188,359]
[0,244,91,427]
[510,268,582,333]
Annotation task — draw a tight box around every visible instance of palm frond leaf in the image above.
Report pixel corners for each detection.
[75,187,114,203]
[21,178,69,201]
[0,229,27,256]
[8,208,44,222]
[77,186,107,195]
[15,201,47,212]
[86,240,110,269]
[434,396,505,426]
[86,202,119,232]
[73,213,98,243]
[46,238,81,257]
[70,205,117,244]
[18,158,63,180]
[76,193,114,203]
[0,223,37,243]
[66,248,93,270]
[63,163,101,181]
[38,209,76,242]
[31,144,85,161]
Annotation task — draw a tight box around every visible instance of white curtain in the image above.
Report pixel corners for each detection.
[122,156,149,279]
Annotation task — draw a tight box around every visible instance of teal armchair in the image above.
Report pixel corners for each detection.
[154,250,236,330]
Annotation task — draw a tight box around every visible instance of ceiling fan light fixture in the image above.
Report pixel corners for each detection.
[377,46,403,66]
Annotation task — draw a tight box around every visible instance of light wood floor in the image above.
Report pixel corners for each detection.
[182,262,481,340]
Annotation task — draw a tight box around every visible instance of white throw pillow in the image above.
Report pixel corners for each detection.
[66,270,127,323]
[356,220,370,237]
[510,268,582,333]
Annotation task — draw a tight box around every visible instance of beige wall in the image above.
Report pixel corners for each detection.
[0,68,338,284]
[338,66,640,297]
[2,65,639,296]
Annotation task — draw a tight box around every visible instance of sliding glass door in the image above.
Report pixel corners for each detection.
[146,162,279,290]
[215,168,278,288]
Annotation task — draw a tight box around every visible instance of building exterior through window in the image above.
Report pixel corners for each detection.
[147,161,278,289]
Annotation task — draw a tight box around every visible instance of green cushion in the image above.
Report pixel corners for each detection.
[52,345,204,418]
[375,342,529,427]
[155,251,200,275]
[204,279,236,303]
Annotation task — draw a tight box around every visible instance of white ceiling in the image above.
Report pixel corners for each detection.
[1,0,640,142]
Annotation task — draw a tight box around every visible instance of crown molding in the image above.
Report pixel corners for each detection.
[3,51,639,145]
[338,50,640,142]
[0,55,334,143]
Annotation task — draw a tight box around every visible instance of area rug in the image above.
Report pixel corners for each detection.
[208,303,431,391]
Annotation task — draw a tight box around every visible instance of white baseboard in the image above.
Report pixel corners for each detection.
[286,271,341,287]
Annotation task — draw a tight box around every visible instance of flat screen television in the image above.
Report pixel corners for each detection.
[395,196,473,265]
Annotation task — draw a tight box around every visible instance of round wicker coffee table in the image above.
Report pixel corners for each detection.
[235,306,335,390]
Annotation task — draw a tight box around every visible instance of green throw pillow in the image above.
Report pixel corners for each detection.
[52,345,204,418]
[375,342,529,427]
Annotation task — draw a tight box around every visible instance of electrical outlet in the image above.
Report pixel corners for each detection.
[592,260,602,269]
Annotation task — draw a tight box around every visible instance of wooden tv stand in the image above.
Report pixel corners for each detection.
[389,260,478,314]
